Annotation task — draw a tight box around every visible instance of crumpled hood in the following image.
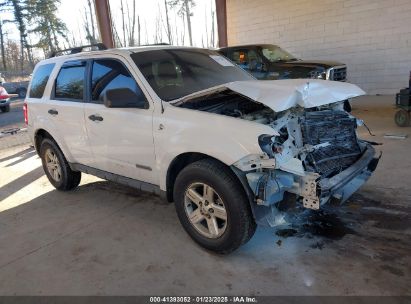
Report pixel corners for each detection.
[225,79,365,112]
[171,79,366,112]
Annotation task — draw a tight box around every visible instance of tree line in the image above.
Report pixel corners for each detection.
[0,0,217,76]
[100,0,216,49]
[0,0,67,73]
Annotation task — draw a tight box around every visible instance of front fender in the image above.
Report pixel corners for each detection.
[155,106,278,190]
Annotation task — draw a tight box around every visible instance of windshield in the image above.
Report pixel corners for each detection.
[260,45,297,62]
[131,48,253,101]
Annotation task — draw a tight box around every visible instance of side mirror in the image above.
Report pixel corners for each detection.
[103,88,148,109]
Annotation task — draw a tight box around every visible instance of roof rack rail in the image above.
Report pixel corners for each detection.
[138,43,170,46]
[48,43,107,58]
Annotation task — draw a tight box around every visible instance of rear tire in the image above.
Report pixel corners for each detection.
[17,88,27,98]
[40,138,81,191]
[174,159,256,254]
[0,105,10,112]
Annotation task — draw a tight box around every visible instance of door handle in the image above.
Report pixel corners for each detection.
[88,114,103,122]
[48,109,58,115]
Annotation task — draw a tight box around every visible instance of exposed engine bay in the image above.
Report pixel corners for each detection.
[179,89,363,179]
[179,90,275,124]
[178,88,379,226]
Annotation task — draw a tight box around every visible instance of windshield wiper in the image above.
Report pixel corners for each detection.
[274,58,298,62]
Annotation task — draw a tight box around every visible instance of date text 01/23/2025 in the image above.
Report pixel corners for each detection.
[149,296,257,303]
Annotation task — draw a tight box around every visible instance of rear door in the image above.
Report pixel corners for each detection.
[46,60,92,164]
[83,55,156,184]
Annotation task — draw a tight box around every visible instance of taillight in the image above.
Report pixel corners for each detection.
[23,102,28,125]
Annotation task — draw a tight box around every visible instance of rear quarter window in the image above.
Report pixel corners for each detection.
[29,63,55,98]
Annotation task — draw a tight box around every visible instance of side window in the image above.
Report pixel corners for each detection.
[91,59,147,106]
[247,50,263,71]
[54,61,86,101]
[230,49,262,71]
[29,63,55,98]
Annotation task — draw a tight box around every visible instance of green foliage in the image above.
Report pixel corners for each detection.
[26,0,68,53]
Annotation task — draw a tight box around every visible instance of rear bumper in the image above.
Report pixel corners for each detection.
[318,143,380,203]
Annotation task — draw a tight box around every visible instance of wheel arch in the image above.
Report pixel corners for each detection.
[165,152,247,203]
[34,128,73,162]
[34,129,54,153]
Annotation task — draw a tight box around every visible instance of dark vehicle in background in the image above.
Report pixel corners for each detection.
[218,44,351,110]
[2,81,29,98]
[0,73,29,98]
[218,44,347,81]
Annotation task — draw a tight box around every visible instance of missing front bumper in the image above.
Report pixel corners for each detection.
[318,144,380,204]
[242,144,380,225]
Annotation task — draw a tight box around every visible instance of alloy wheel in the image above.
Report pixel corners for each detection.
[184,182,228,238]
[45,148,62,182]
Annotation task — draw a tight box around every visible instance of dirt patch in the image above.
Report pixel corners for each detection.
[275,228,297,238]
[276,209,356,243]
[301,211,356,240]
[310,241,325,250]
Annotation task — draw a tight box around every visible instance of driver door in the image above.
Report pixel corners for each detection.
[84,56,156,184]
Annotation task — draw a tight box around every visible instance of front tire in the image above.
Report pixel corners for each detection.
[174,159,256,254]
[40,138,81,191]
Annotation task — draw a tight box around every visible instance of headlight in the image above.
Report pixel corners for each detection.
[309,70,326,80]
[258,134,283,157]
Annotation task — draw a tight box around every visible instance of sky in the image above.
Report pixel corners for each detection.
[1,0,218,57]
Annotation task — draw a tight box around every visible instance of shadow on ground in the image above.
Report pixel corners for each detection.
[0,174,410,295]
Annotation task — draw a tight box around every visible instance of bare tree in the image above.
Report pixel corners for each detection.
[113,23,123,48]
[127,0,136,46]
[120,0,126,46]
[174,14,179,45]
[164,0,172,44]
[83,6,97,44]
[9,0,34,69]
[87,0,96,41]
[181,13,186,45]
[0,18,8,70]
[210,8,215,47]
[204,5,208,46]
[76,19,85,45]
[144,20,148,44]
[0,2,8,70]
[5,40,20,71]
[154,14,162,44]
[169,0,195,46]
[137,15,141,46]
[183,0,193,46]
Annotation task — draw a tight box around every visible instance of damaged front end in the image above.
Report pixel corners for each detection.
[233,107,380,226]
[175,79,380,227]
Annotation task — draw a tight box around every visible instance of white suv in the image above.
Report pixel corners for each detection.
[26,44,380,253]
